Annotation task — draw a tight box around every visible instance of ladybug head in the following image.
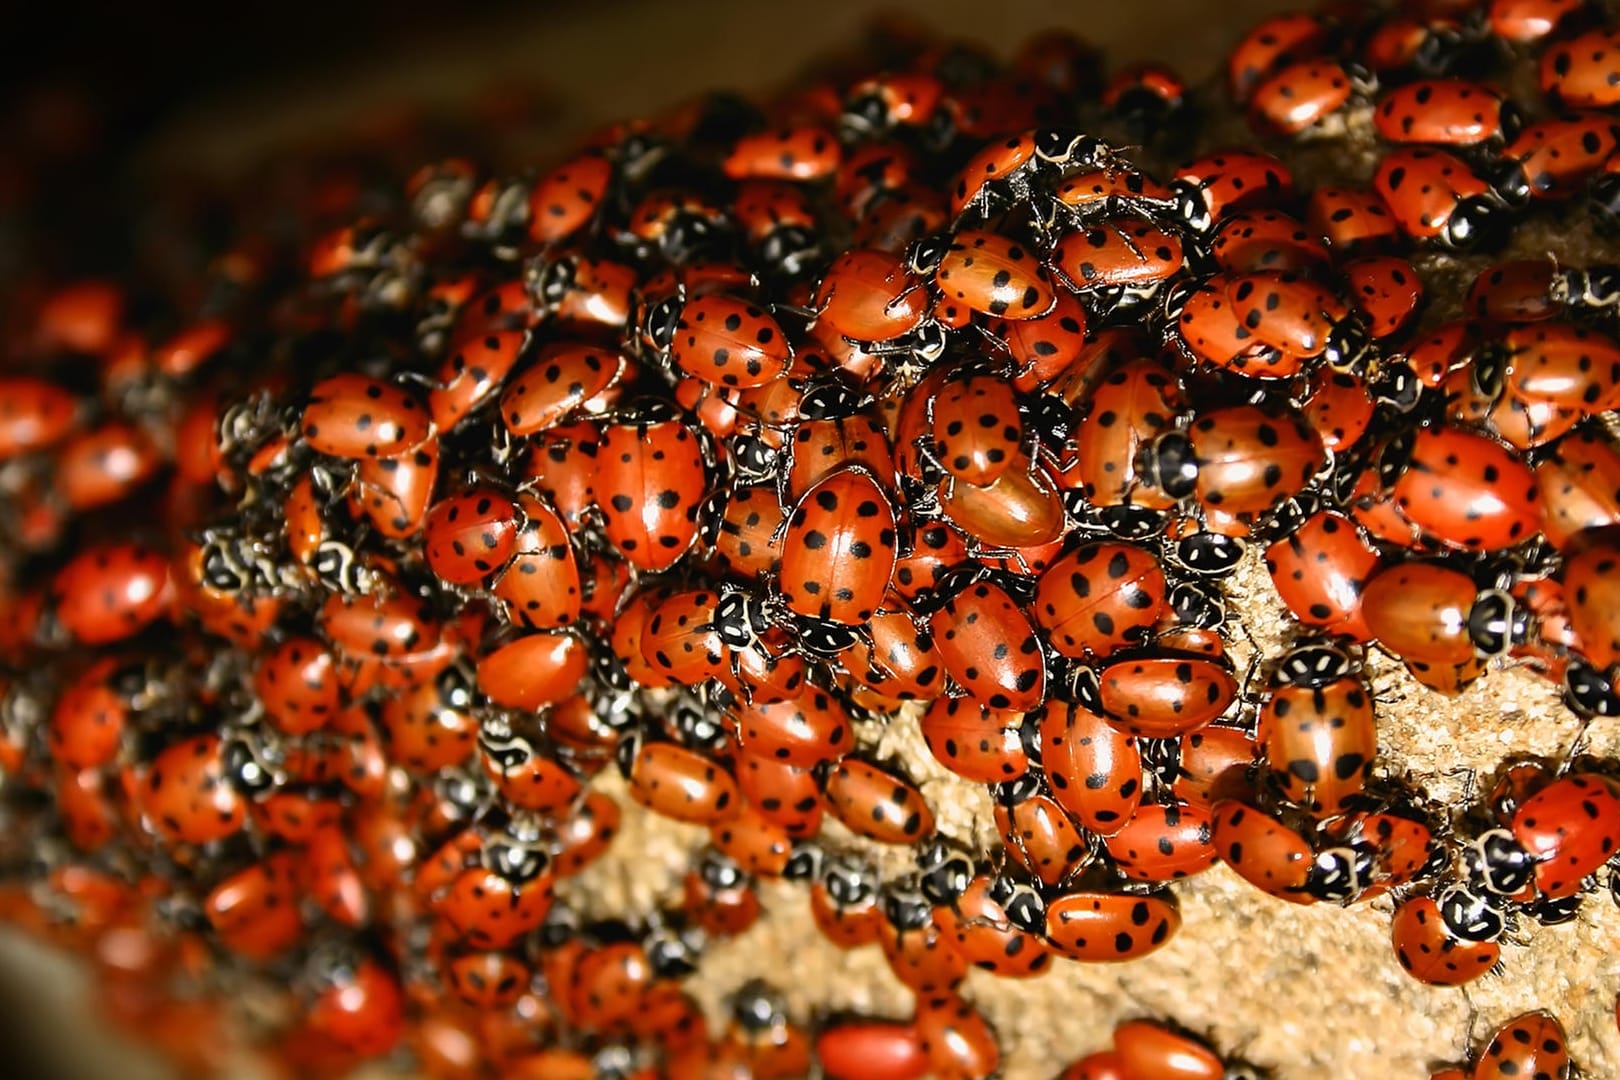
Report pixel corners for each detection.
[904,232,951,277]
[222,735,278,797]
[1436,881,1506,943]
[820,853,878,905]
[914,837,972,905]
[1321,316,1371,374]
[1564,658,1620,721]
[841,90,892,135]
[699,848,748,891]
[729,980,787,1031]
[1370,357,1422,413]
[1033,128,1101,166]
[1466,588,1529,658]
[1172,532,1245,579]
[1138,431,1198,500]
[1306,843,1374,904]
[1274,642,1353,688]
[646,920,704,979]
[1467,827,1533,896]
[989,876,1047,934]
[1440,195,1507,252]
[991,772,1043,809]
[792,616,859,658]
[1167,580,1228,630]
[879,882,933,931]
[485,835,549,884]
[782,840,825,882]
[644,294,683,352]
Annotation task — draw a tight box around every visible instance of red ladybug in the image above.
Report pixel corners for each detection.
[1077,652,1238,739]
[823,756,934,845]
[928,576,1048,711]
[915,992,1001,1080]
[1470,1010,1572,1080]
[1257,645,1377,815]
[778,466,898,626]
[1373,78,1514,147]
[1227,12,1333,103]
[1102,800,1218,882]
[1112,1020,1227,1080]
[1264,509,1382,641]
[1306,185,1402,253]
[301,374,432,459]
[595,407,708,571]
[993,775,1089,886]
[1140,402,1324,518]
[1211,799,1315,904]
[815,1019,927,1080]
[1389,893,1500,986]
[50,543,173,646]
[651,294,793,390]
[1391,426,1538,551]
[724,125,842,182]
[1032,541,1168,660]
[925,369,1025,485]
[1542,26,1620,109]
[1373,147,1504,250]
[934,872,1052,978]
[1249,58,1358,136]
[919,697,1028,783]
[499,342,626,436]
[1042,888,1180,961]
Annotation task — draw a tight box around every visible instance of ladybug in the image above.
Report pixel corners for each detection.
[1032,541,1168,660]
[301,374,432,459]
[736,754,824,837]
[1391,426,1538,551]
[499,342,626,436]
[1541,26,1620,109]
[1042,888,1180,961]
[301,953,406,1060]
[823,756,934,845]
[1049,219,1185,313]
[1306,185,1402,253]
[1470,1010,1572,1080]
[1076,651,1239,739]
[919,697,1028,783]
[993,774,1090,886]
[50,543,173,646]
[802,848,882,948]
[55,421,164,512]
[427,328,527,430]
[1112,1020,1227,1080]
[1373,147,1505,250]
[723,124,842,182]
[934,872,1052,978]
[1052,167,1177,228]
[648,293,793,390]
[877,884,968,993]
[1140,402,1325,518]
[255,636,342,737]
[1343,255,1423,339]
[526,151,612,243]
[0,375,77,460]
[1228,12,1334,103]
[1490,321,1620,413]
[1068,355,1183,510]
[846,600,949,702]
[778,465,897,626]
[1209,209,1331,274]
[925,368,1025,486]
[915,992,1002,1080]
[1172,149,1295,231]
[990,288,1090,391]
[1102,62,1189,140]
[1502,113,1620,200]
[918,230,1055,320]
[1257,644,1377,815]
[595,407,708,572]
[1507,772,1620,898]
[1373,78,1514,147]
[927,575,1048,711]
[1210,799,1316,903]
[1249,58,1359,136]
[423,485,522,589]
[1389,893,1500,986]
[134,732,261,846]
[1361,560,1523,667]
[813,248,931,348]
[1264,508,1383,641]
[733,689,853,768]
[1102,799,1218,882]
[683,849,763,938]
[815,1019,927,1080]
[733,180,822,275]
[1040,699,1143,836]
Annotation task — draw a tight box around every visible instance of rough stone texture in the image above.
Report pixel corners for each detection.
[7,1,1620,1077]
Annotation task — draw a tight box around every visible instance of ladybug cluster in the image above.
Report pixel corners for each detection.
[4,0,1620,1076]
